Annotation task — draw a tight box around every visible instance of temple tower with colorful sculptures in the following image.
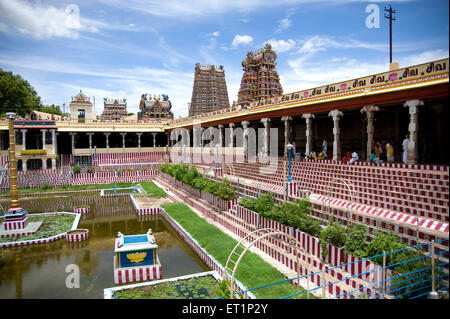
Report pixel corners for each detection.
[138,93,173,121]
[189,63,230,116]
[102,98,128,120]
[237,43,283,107]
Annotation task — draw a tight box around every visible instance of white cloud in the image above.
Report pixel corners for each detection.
[0,0,140,39]
[276,18,292,33]
[231,34,254,48]
[267,39,296,53]
[0,0,82,39]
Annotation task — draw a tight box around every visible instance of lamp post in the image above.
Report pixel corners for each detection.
[6,112,20,210]
[286,143,293,182]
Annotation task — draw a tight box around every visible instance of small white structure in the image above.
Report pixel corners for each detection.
[70,90,94,123]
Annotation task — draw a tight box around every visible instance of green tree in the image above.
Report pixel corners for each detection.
[40,104,63,116]
[0,69,42,116]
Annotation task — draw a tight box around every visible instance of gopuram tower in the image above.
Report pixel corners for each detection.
[237,43,283,107]
[189,63,230,116]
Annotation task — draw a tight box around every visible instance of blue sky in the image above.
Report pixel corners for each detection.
[0,0,448,117]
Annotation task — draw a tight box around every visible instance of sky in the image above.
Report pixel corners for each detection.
[0,0,448,117]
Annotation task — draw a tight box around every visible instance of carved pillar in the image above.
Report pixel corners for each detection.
[70,132,76,155]
[137,133,142,151]
[302,113,315,157]
[21,129,27,150]
[242,121,249,159]
[52,130,56,154]
[261,118,271,157]
[404,100,424,164]
[41,129,47,150]
[228,123,235,148]
[87,133,93,154]
[361,105,379,161]
[282,116,292,157]
[104,133,110,153]
[121,133,126,152]
[218,125,224,148]
[328,110,343,161]
[152,133,157,150]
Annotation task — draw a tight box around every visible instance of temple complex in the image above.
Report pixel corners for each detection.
[102,98,128,120]
[138,94,173,121]
[237,43,283,107]
[189,63,230,116]
[0,58,448,169]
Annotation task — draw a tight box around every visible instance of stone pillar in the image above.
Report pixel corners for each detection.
[228,123,235,148]
[242,121,249,159]
[302,113,315,157]
[121,133,126,152]
[52,158,56,169]
[87,133,93,154]
[166,132,170,147]
[261,118,271,157]
[282,116,292,157]
[218,125,224,148]
[328,110,343,161]
[21,129,27,150]
[41,129,47,150]
[404,100,424,164]
[23,159,27,172]
[152,133,157,150]
[42,158,47,169]
[52,130,56,154]
[70,133,76,155]
[361,105,379,161]
[209,126,214,148]
[137,133,142,151]
[105,133,110,153]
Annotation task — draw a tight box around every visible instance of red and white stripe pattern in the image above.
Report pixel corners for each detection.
[0,233,66,248]
[309,193,449,233]
[287,181,298,197]
[251,181,284,193]
[2,218,28,231]
[114,262,163,284]
[65,229,89,242]
[215,167,223,178]
[73,206,90,214]
[94,152,163,166]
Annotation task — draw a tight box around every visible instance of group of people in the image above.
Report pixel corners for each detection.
[302,136,411,165]
[369,140,395,164]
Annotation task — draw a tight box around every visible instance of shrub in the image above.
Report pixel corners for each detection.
[86,166,94,173]
[254,193,275,215]
[40,183,52,190]
[72,166,81,174]
[344,224,368,259]
[239,197,257,211]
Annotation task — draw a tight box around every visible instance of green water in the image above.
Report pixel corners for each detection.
[0,194,209,299]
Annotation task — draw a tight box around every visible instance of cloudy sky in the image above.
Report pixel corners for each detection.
[0,0,448,117]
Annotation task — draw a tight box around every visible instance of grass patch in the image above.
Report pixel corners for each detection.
[115,275,219,299]
[138,181,167,199]
[161,203,308,299]
[0,214,75,243]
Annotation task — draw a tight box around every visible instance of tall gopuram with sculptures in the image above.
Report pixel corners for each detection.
[102,98,128,120]
[189,63,230,116]
[138,93,173,121]
[237,43,283,107]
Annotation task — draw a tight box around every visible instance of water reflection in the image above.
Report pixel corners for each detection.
[0,194,209,299]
